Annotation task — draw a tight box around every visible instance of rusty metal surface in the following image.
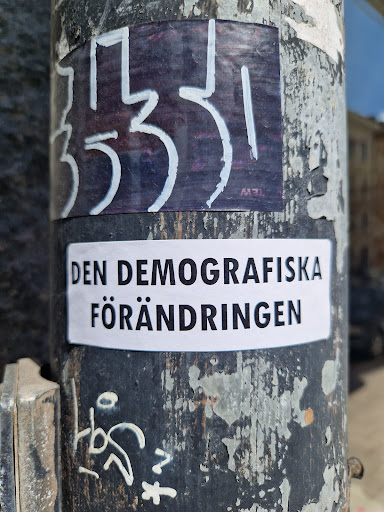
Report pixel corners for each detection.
[51,0,349,510]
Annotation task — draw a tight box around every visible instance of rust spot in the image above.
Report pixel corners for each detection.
[190,212,197,236]
[195,0,219,18]
[304,408,314,425]
[131,495,139,510]
[341,480,351,512]
[237,0,254,14]
[159,212,167,239]
[175,212,183,238]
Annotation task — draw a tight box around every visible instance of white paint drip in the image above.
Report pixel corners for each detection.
[179,19,233,208]
[50,63,79,218]
[285,0,344,63]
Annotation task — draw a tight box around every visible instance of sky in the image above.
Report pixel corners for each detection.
[345,0,384,120]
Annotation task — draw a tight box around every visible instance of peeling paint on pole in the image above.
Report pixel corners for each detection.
[51,0,349,510]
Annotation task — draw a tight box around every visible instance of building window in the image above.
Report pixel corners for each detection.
[361,142,368,161]
[349,138,356,157]
[360,247,368,275]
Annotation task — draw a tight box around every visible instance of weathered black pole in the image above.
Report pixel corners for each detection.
[51,1,349,510]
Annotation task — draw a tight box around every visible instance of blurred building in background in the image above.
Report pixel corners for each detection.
[349,111,384,280]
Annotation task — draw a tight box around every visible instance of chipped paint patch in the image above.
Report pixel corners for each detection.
[181,0,201,16]
[217,0,273,25]
[279,478,290,510]
[301,465,341,511]
[161,368,175,392]
[239,504,270,512]
[285,0,344,63]
[325,426,332,446]
[307,164,346,273]
[322,349,340,395]
[189,353,310,483]
[116,0,132,14]
[222,437,241,472]
[56,26,70,62]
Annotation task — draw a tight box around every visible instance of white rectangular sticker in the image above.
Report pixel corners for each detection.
[66,239,332,352]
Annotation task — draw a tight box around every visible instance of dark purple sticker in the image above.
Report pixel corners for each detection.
[51,20,282,219]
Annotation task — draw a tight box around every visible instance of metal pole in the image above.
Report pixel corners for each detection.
[50,1,349,510]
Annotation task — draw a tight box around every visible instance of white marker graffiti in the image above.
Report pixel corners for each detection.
[142,481,177,505]
[53,22,265,217]
[79,466,100,479]
[179,19,233,208]
[84,131,121,215]
[72,379,177,505]
[96,391,118,409]
[241,65,258,161]
[152,448,172,475]
[50,63,79,218]
[89,27,178,213]
[72,378,145,486]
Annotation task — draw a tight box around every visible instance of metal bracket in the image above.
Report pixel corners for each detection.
[0,359,61,512]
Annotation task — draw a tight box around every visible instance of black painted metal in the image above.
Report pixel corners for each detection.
[51,1,349,511]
